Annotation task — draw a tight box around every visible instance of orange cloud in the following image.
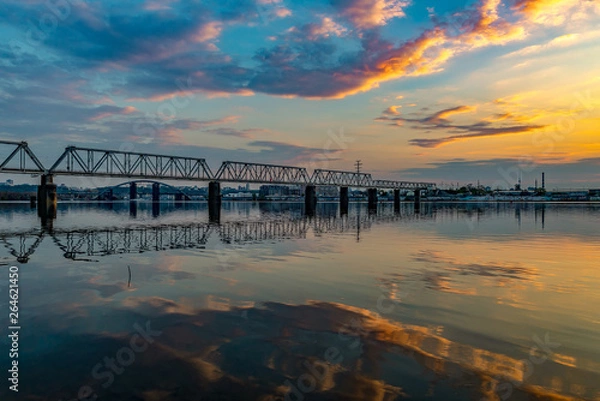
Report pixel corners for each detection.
[383,105,402,115]
[431,105,477,122]
[514,0,579,24]
[89,105,139,121]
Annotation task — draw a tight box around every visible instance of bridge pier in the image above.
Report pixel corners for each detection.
[305,185,317,216]
[340,187,349,216]
[394,189,401,213]
[152,182,160,203]
[367,188,378,211]
[208,181,221,223]
[37,174,57,222]
[414,188,422,213]
[175,192,184,207]
[129,182,137,200]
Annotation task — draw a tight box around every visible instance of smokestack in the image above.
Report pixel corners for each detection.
[542,172,545,190]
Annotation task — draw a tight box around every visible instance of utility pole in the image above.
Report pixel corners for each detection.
[355,160,362,174]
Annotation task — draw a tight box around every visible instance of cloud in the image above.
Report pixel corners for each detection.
[331,0,409,29]
[286,17,348,41]
[407,124,544,148]
[89,105,137,121]
[376,105,475,125]
[202,127,258,139]
[426,105,477,124]
[502,30,600,58]
[382,105,402,115]
[512,0,595,25]
[376,104,545,148]
[247,140,342,163]
[3,0,586,102]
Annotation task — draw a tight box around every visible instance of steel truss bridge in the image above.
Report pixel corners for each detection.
[0,212,427,262]
[0,140,435,190]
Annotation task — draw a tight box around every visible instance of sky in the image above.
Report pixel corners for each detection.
[0,0,599,189]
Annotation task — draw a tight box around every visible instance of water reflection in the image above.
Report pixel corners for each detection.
[0,204,431,263]
[0,202,599,401]
[9,299,600,401]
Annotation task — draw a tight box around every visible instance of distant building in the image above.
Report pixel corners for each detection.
[259,185,302,199]
[5,179,13,186]
[317,186,338,198]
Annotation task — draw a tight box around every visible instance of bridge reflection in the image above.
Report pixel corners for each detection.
[0,206,432,262]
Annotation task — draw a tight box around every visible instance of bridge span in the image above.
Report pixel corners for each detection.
[0,140,436,219]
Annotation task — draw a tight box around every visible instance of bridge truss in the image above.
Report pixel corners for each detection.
[0,140,45,174]
[1,141,436,189]
[52,224,213,259]
[0,210,431,262]
[49,147,213,181]
[215,161,311,185]
[311,169,373,187]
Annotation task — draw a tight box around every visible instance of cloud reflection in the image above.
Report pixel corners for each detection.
[12,299,597,401]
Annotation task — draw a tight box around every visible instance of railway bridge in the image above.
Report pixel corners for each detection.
[0,140,436,220]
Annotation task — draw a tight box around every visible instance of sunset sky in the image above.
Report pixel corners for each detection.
[0,0,599,188]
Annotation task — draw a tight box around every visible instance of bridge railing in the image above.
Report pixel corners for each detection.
[0,140,45,174]
[49,146,213,181]
[370,180,436,190]
[215,161,311,185]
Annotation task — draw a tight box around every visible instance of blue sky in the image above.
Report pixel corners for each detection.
[1,0,599,188]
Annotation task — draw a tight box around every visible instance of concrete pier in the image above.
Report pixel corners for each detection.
[152,202,160,218]
[37,174,57,222]
[175,192,184,207]
[414,188,422,213]
[152,183,160,202]
[208,181,221,223]
[394,189,400,213]
[129,182,137,201]
[305,185,317,216]
[367,188,378,211]
[340,186,349,216]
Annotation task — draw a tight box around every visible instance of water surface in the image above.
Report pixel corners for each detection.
[0,202,599,400]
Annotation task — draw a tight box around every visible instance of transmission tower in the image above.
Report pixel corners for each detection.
[355,160,362,174]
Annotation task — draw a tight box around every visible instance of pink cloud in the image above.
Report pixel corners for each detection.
[193,21,223,43]
[333,0,409,29]
[89,106,139,121]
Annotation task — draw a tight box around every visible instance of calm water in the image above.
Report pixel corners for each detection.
[0,202,599,401]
